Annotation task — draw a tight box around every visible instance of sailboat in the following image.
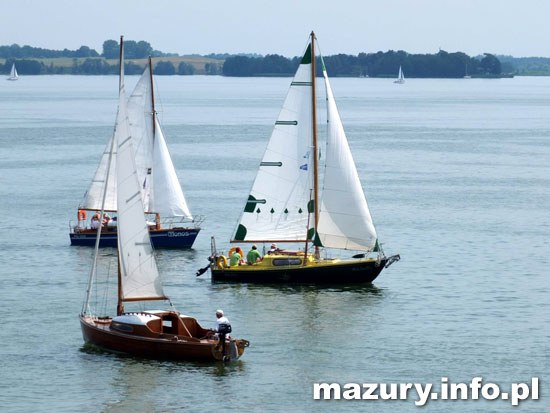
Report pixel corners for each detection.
[464,62,472,79]
[7,63,18,81]
[80,37,249,361]
[394,66,404,84]
[70,55,202,248]
[209,32,399,284]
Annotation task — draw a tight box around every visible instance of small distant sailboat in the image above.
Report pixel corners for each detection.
[464,62,472,79]
[7,63,18,81]
[80,37,249,361]
[394,66,404,84]
[208,32,399,284]
[70,47,202,248]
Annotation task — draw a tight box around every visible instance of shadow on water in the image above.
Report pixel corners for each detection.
[210,281,386,296]
[80,343,247,376]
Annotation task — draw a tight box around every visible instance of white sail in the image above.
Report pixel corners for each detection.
[316,69,378,251]
[116,75,165,301]
[127,65,155,211]
[395,66,405,84]
[151,117,193,217]
[232,44,314,242]
[81,64,192,217]
[8,63,18,80]
[126,65,192,218]
[81,133,118,211]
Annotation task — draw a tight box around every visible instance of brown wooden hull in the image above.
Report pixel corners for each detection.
[80,315,246,361]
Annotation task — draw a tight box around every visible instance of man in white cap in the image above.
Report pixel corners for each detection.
[268,243,278,254]
[215,309,230,334]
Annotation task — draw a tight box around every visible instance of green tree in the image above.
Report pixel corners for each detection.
[102,40,119,59]
[205,62,220,75]
[154,61,175,75]
[478,53,501,75]
[75,46,99,58]
[178,61,195,75]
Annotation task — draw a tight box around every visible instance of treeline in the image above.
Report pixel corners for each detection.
[223,50,504,77]
[1,39,510,77]
[497,55,550,75]
[0,39,176,59]
[0,58,221,76]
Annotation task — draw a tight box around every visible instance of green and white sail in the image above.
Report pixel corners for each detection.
[232,34,378,252]
[232,44,315,242]
[116,69,166,301]
[316,65,378,251]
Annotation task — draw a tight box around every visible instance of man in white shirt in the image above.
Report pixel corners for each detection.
[215,309,230,333]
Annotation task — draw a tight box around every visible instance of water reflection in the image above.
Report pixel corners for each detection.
[80,344,247,411]
[210,281,385,296]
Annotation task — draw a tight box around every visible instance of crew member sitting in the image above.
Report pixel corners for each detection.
[268,243,279,254]
[230,247,245,266]
[247,244,262,264]
[91,212,100,229]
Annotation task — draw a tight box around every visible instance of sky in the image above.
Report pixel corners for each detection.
[1,0,549,57]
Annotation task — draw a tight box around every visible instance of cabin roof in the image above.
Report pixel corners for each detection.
[113,313,160,325]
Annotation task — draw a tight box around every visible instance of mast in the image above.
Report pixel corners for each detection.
[117,254,124,315]
[311,31,319,257]
[149,56,156,138]
[116,35,124,315]
[148,56,161,229]
[84,36,123,315]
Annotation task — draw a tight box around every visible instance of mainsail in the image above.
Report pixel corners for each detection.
[232,44,314,242]
[116,71,166,301]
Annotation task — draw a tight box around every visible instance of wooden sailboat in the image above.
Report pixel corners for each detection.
[209,32,399,284]
[80,37,249,361]
[394,66,405,84]
[70,52,202,248]
[7,63,18,81]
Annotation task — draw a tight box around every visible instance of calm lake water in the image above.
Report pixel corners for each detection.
[0,75,548,412]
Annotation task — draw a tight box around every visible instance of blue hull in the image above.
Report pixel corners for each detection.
[70,228,200,248]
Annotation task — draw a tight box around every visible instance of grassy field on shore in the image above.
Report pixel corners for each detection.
[1,55,223,74]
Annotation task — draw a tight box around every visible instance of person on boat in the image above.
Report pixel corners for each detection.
[230,247,245,266]
[268,243,279,254]
[107,216,117,228]
[91,212,100,229]
[102,214,111,227]
[206,309,231,338]
[247,244,262,264]
[215,309,230,333]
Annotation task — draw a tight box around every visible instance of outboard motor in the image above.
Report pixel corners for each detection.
[218,323,232,361]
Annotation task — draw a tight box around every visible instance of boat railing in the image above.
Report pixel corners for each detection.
[159,215,204,229]
[69,220,89,232]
